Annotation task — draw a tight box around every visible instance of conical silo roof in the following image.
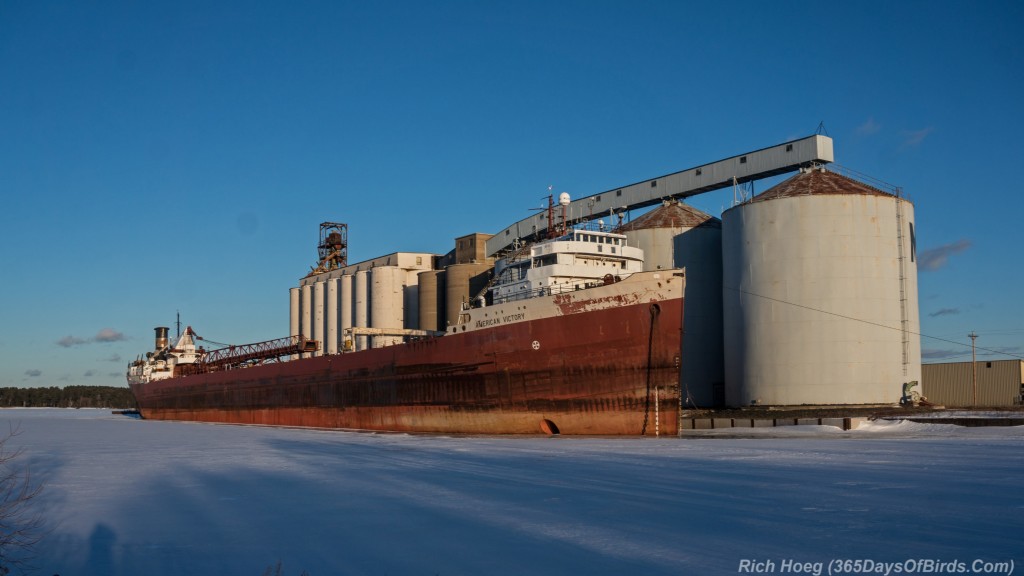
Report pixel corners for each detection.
[750,167,892,203]
[617,200,720,232]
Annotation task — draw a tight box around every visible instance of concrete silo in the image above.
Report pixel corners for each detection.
[618,200,724,407]
[370,266,405,347]
[418,269,446,332]
[722,167,921,406]
[445,263,491,327]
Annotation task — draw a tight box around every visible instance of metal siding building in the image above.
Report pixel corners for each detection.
[617,201,724,407]
[921,360,1024,407]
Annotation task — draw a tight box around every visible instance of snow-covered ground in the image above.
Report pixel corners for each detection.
[2,409,1021,576]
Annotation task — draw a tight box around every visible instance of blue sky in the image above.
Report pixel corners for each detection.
[1,0,1021,388]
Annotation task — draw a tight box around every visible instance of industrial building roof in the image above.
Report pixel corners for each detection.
[616,200,720,231]
[750,167,893,203]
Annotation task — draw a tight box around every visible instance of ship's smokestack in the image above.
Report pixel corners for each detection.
[154,327,169,350]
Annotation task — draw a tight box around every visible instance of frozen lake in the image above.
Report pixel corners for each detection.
[2,408,1022,575]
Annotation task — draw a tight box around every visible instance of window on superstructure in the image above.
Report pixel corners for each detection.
[534,255,556,267]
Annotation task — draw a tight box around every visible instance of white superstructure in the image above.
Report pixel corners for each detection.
[126,327,202,385]
[489,227,644,305]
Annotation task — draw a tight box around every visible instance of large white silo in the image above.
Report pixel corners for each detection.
[300,284,313,357]
[370,266,405,347]
[354,270,369,351]
[340,274,353,350]
[326,278,340,355]
[722,167,921,406]
[312,281,326,357]
[619,200,724,407]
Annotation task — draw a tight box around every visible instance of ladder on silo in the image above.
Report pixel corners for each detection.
[894,191,910,376]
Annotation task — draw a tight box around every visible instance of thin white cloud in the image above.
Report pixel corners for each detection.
[901,127,933,148]
[922,348,967,360]
[856,117,881,136]
[57,335,88,348]
[919,239,971,271]
[94,328,126,343]
[979,346,1023,358]
[57,328,126,347]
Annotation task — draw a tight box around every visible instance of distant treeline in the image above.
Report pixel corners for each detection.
[0,386,136,409]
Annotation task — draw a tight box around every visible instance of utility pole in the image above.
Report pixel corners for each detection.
[969,331,978,406]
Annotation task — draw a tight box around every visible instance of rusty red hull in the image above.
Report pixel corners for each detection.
[130,296,683,435]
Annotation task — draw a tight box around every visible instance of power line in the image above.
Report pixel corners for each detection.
[726,286,1024,362]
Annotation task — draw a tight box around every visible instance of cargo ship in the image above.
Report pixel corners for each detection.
[128,198,685,435]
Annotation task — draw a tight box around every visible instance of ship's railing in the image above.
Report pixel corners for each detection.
[491,276,619,305]
[567,219,623,234]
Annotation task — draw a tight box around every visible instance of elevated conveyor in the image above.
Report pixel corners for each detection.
[485,134,833,256]
[200,336,320,371]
